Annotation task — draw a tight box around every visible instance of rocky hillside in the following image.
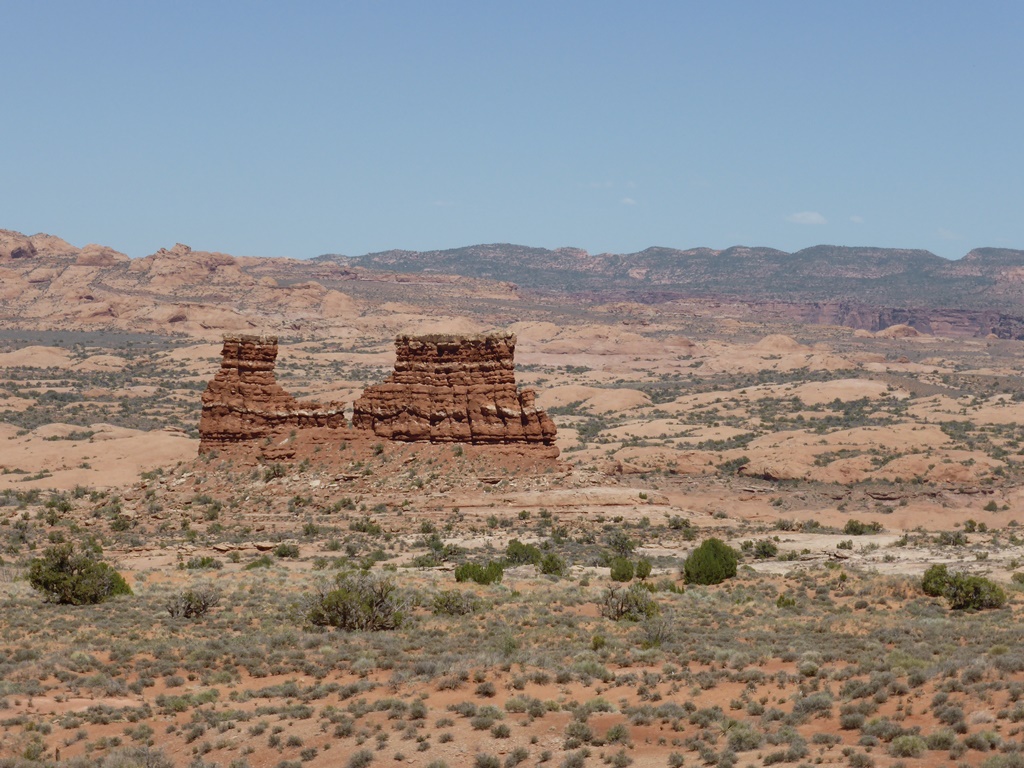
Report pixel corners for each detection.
[6,227,1024,338]
[0,230,511,338]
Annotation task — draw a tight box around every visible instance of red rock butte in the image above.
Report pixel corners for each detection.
[353,332,557,446]
[198,334,349,451]
[199,332,557,458]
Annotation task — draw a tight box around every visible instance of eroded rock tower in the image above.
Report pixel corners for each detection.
[352,333,557,446]
[198,331,557,456]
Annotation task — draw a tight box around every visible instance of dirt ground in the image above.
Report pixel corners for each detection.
[3,295,1024,767]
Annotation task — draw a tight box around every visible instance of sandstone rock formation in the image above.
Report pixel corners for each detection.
[353,333,557,446]
[199,332,558,456]
[198,335,349,452]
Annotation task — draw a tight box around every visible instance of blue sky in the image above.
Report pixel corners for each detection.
[3,2,1022,260]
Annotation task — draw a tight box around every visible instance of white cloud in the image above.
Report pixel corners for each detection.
[786,211,827,225]
[620,197,638,206]
[938,228,961,241]
[849,215,864,224]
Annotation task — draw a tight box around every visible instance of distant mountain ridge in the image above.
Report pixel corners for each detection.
[5,225,1024,339]
[317,243,1024,312]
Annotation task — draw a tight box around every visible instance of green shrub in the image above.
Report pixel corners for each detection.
[347,749,374,768]
[605,723,631,745]
[505,540,542,566]
[28,544,132,605]
[964,731,1001,751]
[599,584,659,621]
[245,554,275,569]
[888,735,926,757]
[937,530,968,546]
[609,557,635,582]
[667,516,697,540]
[717,455,750,475]
[945,573,1006,610]
[262,463,286,481]
[432,590,481,616]
[540,553,567,577]
[924,729,957,750]
[980,754,1024,768]
[752,539,778,559]
[166,585,221,619]
[275,543,300,559]
[184,556,222,570]
[306,572,407,631]
[350,517,382,535]
[605,530,636,558]
[843,519,883,535]
[455,561,503,585]
[922,565,1006,609]
[683,538,738,585]
[921,564,950,597]
[776,594,797,609]
[727,722,763,752]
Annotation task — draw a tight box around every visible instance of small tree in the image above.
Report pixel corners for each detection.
[609,557,635,582]
[28,543,132,605]
[921,564,950,597]
[606,531,636,558]
[683,538,738,585]
[635,558,653,580]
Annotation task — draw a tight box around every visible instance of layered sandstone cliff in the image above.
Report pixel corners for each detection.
[198,334,349,452]
[352,333,557,446]
[199,332,557,455]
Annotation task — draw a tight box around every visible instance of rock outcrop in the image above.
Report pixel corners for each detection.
[352,333,557,446]
[198,335,349,452]
[199,332,558,456]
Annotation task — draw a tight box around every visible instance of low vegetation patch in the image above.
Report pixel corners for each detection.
[307,571,408,630]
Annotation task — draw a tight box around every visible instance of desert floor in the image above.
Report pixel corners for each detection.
[3,297,1024,768]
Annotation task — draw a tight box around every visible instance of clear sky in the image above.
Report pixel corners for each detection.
[3,2,1022,260]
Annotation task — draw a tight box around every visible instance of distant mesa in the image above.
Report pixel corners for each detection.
[198,332,558,458]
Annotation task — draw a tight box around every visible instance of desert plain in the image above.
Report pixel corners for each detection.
[3,232,1024,768]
